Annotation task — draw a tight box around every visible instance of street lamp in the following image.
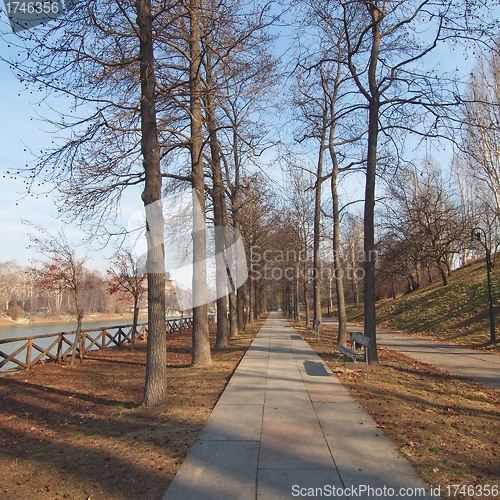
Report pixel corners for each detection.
[470,228,496,344]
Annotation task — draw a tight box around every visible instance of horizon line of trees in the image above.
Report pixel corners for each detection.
[2,0,500,403]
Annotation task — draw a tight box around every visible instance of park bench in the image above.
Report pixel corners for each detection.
[333,331,371,377]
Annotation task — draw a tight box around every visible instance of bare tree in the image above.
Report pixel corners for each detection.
[382,161,467,287]
[0,261,24,314]
[461,42,500,235]
[239,173,278,322]
[189,0,212,367]
[107,250,147,348]
[341,213,364,307]
[3,0,170,404]
[293,2,366,345]
[315,0,499,362]
[199,0,279,344]
[136,0,168,405]
[28,230,88,367]
[282,166,315,326]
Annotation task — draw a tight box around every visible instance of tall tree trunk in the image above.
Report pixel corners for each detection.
[352,278,359,307]
[203,46,229,348]
[362,5,381,365]
[190,0,212,367]
[230,113,245,335]
[364,100,379,363]
[237,284,245,332]
[329,123,347,346]
[436,258,449,286]
[294,264,300,322]
[253,282,260,321]
[132,299,139,350]
[228,290,238,338]
[332,169,347,346]
[233,218,244,333]
[303,279,309,327]
[313,132,324,333]
[70,306,83,367]
[136,0,167,405]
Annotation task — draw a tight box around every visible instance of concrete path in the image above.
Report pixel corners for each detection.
[163,313,437,500]
[323,319,500,390]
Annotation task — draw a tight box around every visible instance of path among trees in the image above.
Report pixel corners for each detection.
[162,313,435,500]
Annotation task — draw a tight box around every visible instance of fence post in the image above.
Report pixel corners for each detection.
[57,334,63,363]
[26,339,32,370]
[80,330,87,362]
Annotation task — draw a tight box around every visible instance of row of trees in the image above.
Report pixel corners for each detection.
[244,157,497,330]
[0,257,143,322]
[3,0,500,403]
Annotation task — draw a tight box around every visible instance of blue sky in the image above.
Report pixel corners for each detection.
[0,7,147,271]
[0,57,148,271]
[0,52,64,264]
[0,2,488,272]
[0,58,123,270]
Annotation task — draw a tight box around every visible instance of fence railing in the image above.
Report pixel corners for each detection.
[0,316,194,373]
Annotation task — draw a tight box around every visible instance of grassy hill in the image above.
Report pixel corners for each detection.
[346,260,500,351]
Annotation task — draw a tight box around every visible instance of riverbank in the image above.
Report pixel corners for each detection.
[0,312,148,328]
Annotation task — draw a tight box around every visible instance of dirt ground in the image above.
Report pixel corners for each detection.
[299,323,500,500]
[0,321,263,500]
[1,316,499,500]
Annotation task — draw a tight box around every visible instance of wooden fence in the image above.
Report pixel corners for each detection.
[0,316,194,373]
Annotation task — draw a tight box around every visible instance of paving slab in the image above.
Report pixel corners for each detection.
[196,403,263,441]
[162,440,260,500]
[257,470,347,500]
[163,313,438,500]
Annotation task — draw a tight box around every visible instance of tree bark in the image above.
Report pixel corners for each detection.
[363,4,382,364]
[228,290,238,338]
[332,168,347,346]
[436,258,449,286]
[303,279,309,327]
[136,0,167,405]
[328,113,347,346]
[313,132,324,334]
[294,264,300,322]
[70,308,83,367]
[203,44,229,348]
[132,301,139,349]
[237,285,245,332]
[190,0,212,367]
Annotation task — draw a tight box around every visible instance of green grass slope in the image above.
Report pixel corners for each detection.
[346,260,500,351]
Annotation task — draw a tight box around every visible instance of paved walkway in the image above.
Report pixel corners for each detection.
[323,320,500,390]
[163,313,437,500]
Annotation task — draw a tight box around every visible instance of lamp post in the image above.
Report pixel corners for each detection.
[470,228,496,344]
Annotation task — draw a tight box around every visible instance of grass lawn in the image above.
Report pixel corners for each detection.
[345,260,500,352]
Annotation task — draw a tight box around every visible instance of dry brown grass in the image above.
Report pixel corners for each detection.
[0,319,264,500]
[294,322,500,500]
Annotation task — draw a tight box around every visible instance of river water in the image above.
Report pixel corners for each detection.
[0,317,142,372]
[0,317,138,341]
[0,316,193,372]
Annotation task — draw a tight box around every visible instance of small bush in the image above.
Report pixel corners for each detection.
[8,304,24,321]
